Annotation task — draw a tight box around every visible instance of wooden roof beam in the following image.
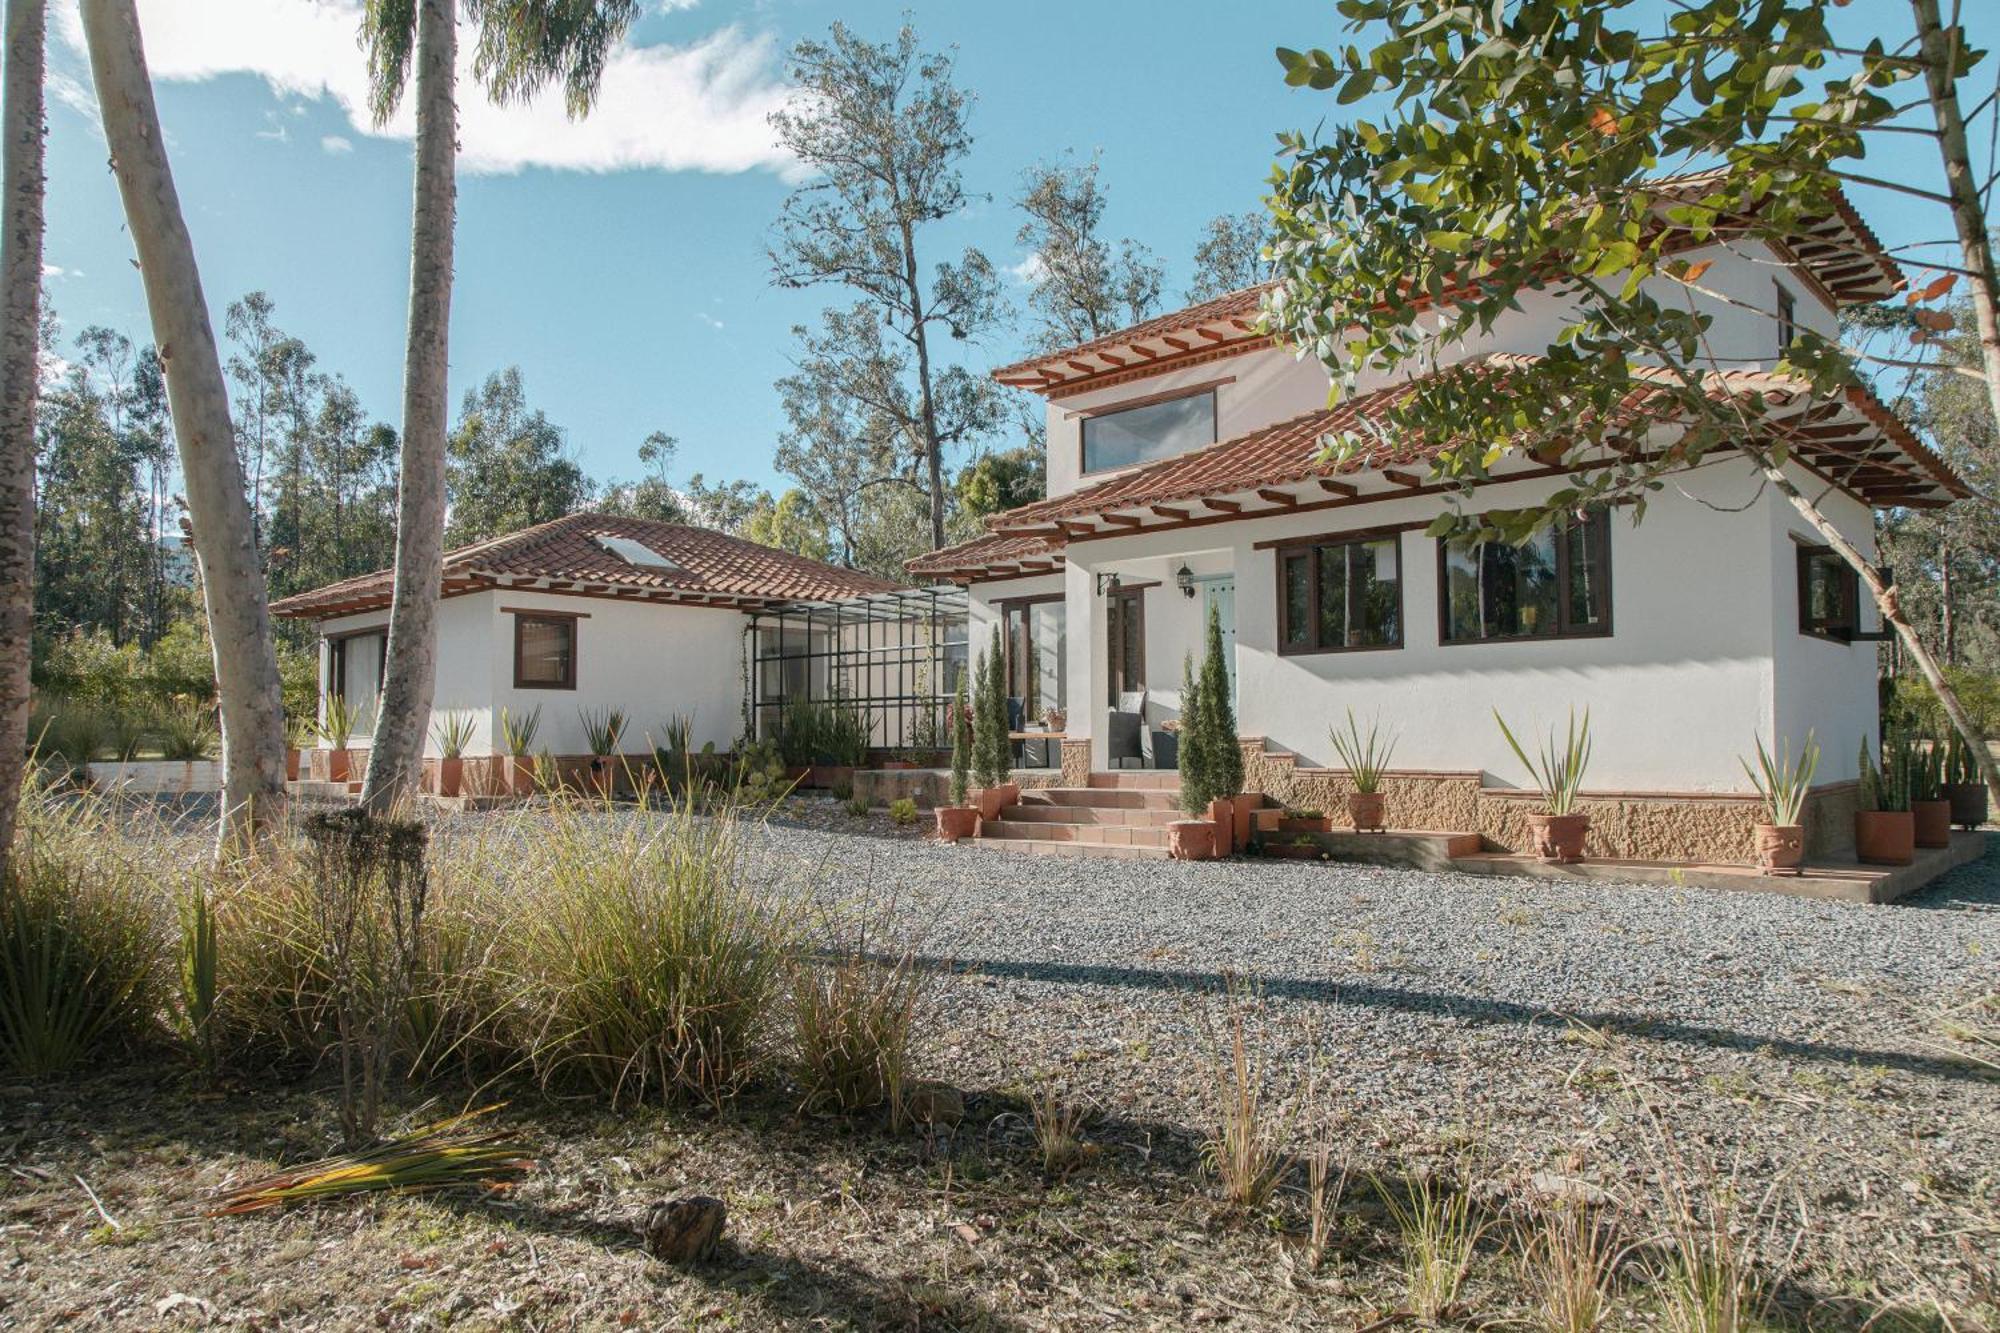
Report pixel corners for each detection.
[1100,512,1144,528]
[1150,504,1189,520]
[1203,498,1242,514]
[1316,477,1359,497]
[1383,470,1424,488]
[1257,488,1299,507]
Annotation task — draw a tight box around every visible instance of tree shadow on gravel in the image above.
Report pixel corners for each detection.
[890,954,1999,1087]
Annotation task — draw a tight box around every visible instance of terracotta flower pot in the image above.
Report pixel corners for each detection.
[506,753,537,797]
[326,747,351,784]
[1853,810,1915,865]
[437,756,464,799]
[1168,819,1216,861]
[935,806,979,843]
[1231,792,1259,847]
[1347,791,1386,833]
[285,747,301,783]
[590,757,618,797]
[976,783,1019,822]
[1753,823,1805,876]
[1912,798,1952,849]
[1208,797,1236,856]
[1942,781,1988,831]
[883,760,916,771]
[1526,812,1589,864]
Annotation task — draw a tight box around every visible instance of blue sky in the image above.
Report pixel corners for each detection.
[41,1,1997,496]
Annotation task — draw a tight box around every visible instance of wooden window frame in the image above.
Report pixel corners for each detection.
[325,627,386,703]
[509,610,582,690]
[1274,530,1407,656]
[1795,542,1860,643]
[1105,587,1146,704]
[997,592,1065,704]
[1776,281,1797,353]
[1077,383,1220,479]
[1435,511,1614,646]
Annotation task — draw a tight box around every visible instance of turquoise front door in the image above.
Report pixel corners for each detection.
[1198,576,1236,707]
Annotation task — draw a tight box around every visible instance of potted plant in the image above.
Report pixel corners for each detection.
[1328,709,1398,833]
[157,700,217,795]
[498,705,542,796]
[314,694,364,784]
[284,715,310,783]
[1854,733,1916,865]
[430,710,476,798]
[1911,740,1952,849]
[1495,707,1593,863]
[1940,732,1989,830]
[1739,731,1819,875]
[813,697,871,790]
[936,673,979,843]
[1193,602,1256,851]
[1169,652,1219,860]
[971,627,1018,822]
[580,706,626,798]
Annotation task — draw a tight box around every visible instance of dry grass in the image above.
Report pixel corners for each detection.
[1024,1072,1094,1178]
[1514,1172,1625,1333]
[1197,980,1292,1212]
[1377,1161,1490,1320]
[790,897,927,1118]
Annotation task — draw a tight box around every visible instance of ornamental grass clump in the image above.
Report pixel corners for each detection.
[513,787,796,1106]
[0,780,164,1076]
[789,898,927,1117]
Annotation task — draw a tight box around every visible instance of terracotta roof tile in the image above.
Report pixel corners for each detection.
[903,530,1067,580]
[271,512,903,618]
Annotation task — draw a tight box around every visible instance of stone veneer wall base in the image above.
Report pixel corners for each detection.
[1239,738,1858,865]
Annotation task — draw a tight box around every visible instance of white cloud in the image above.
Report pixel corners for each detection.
[41,263,65,278]
[1007,253,1047,285]
[321,134,352,154]
[53,0,794,176]
[695,311,725,330]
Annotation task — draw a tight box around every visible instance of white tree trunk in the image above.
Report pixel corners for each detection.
[360,0,456,814]
[81,0,288,850]
[0,0,44,872]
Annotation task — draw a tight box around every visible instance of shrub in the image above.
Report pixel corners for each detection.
[971,625,1009,790]
[948,670,972,808]
[0,782,163,1075]
[1197,601,1241,799]
[772,696,872,767]
[1888,666,2000,740]
[1177,653,1211,815]
[790,904,925,1116]
[513,791,796,1105]
[155,700,217,762]
[888,797,919,826]
[845,794,871,817]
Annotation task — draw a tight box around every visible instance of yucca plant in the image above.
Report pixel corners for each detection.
[178,879,220,1072]
[157,700,219,762]
[1327,709,1398,793]
[498,705,541,756]
[313,694,367,750]
[1495,707,1593,815]
[1739,731,1819,827]
[106,707,150,762]
[430,711,476,760]
[578,706,626,758]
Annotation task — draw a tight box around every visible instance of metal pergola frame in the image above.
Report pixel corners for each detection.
[746,585,969,756]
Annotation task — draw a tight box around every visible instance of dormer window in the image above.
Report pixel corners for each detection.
[592,533,681,571]
[1775,282,1797,354]
[1080,384,1218,475]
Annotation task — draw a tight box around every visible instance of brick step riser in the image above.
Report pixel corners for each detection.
[1087,772,1182,791]
[1023,789,1182,811]
[998,805,1181,827]
[969,838,1172,861]
[976,822,1169,847]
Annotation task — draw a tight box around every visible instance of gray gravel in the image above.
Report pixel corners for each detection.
[739,808,2000,1301]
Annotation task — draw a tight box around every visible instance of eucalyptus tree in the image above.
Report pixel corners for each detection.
[596,430,690,523]
[1014,156,1163,350]
[444,366,590,545]
[769,21,1005,553]
[358,0,639,812]
[1187,211,1270,303]
[1266,0,2000,801]
[0,0,44,869]
[80,0,288,849]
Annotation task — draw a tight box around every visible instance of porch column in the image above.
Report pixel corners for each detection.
[1063,556,1104,772]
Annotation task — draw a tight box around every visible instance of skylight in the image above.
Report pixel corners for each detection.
[593,534,681,571]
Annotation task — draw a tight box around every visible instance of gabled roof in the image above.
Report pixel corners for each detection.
[271,511,903,619]
[914,357,1962,582]
[993,177,1904,399]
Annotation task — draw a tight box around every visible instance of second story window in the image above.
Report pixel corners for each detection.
[1080,387,1217,474]
[1775,282,1797,354]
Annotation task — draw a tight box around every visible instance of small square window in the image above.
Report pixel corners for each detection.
[1796,545,1858,642]
[514,614,577,689]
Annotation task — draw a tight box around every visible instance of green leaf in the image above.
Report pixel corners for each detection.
[1425,230,1473,253]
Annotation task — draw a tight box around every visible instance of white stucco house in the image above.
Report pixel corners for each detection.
[906,181,1967,861]
[270,513,908,783]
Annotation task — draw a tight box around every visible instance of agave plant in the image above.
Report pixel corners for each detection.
[313,694,369,750]
[1327,710,1398,794]
[1495,707,1593,816]
[156,700,219,762]
[430,710,477,760]
[1740,731,1819,827]
[498,705,541,756]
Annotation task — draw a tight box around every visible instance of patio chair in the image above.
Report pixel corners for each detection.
[1108,689,1147,769]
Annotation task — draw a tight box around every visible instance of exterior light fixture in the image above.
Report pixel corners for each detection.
[1095,571,1122,597]
[1175,564,1196,598]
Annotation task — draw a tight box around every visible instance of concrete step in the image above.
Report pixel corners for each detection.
[1255,829,1487,871]
[967,835,1171,861]
[1026,786,1182,811]
[977,819,1169,847]
[998,803,1182,827]
[1088,770,1181,790]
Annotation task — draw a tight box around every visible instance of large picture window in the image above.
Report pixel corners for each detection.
[1081,388,1216,474]
[1439,511,1612,644]
[1796,544,1859,642]
[1276,532,1403,654]
[512,612,579,689]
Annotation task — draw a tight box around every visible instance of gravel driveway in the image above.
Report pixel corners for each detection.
[744,807,2000,1300]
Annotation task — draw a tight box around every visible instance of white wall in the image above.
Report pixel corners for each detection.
[1769,486,1880,782]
